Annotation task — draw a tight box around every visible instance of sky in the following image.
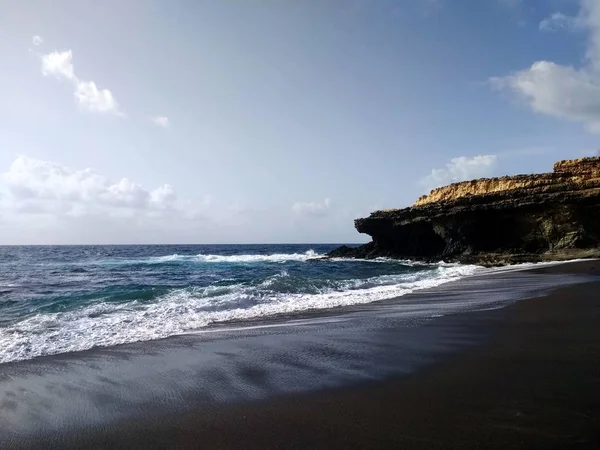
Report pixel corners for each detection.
[1,0,599,244]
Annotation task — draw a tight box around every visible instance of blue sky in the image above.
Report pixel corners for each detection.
[0,0,598,244]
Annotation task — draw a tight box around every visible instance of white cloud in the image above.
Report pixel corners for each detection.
[75,80,121,115]
[40,49,122,116]
[292,198,332,217]
[41,50,75,80]
[32,35,44,46]
[420,155,498,189]
[0,157,357,244]
[539,12,581,32]
[491,0,600,132]
[151,116,170,128]
[2,156,178,215]
[149,184,176,208]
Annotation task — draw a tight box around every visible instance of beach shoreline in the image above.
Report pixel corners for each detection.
[2,260,599,449]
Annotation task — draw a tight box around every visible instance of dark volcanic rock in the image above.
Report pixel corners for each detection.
[329,157,600,266]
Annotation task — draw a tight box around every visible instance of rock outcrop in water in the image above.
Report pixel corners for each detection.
[328,157,600,266]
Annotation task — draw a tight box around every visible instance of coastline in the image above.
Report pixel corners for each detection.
[336,157,600,266]
[2,260,599,449]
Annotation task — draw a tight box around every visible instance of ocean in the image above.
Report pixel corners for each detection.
[0,244,480,364]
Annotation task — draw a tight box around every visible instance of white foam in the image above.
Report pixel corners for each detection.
[0,264,480,364]
[125,250,324,264]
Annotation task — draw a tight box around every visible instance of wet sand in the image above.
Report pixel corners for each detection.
[2,261,600,449]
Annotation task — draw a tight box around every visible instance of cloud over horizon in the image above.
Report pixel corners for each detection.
[0,157,350,244]
[1,156,181,217]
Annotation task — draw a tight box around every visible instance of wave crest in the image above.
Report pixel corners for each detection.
[124,250,323,265]
[0,264,479,363]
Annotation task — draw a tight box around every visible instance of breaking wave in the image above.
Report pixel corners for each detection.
[151,250,322,263]
[0,263,479,363]
[99,250,324,266]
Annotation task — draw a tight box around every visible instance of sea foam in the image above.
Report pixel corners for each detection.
[109,250,323,265]
[0,263,479,364]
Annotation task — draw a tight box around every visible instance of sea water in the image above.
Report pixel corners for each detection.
[0,244,479,363]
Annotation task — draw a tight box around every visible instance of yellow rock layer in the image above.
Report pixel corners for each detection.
[414,157,600,206]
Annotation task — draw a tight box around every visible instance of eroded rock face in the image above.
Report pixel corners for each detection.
[329,157,600,265]
[414,157,600,206]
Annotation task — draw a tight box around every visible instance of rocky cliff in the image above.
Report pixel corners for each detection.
[328,157,600,266]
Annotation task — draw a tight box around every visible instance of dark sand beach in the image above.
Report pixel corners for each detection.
[2,260,599,449]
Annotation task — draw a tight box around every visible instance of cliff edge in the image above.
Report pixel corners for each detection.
[328,157,600,266]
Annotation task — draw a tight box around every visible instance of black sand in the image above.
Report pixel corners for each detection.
[2,261,599,449]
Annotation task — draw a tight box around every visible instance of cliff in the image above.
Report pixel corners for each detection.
[414,157,600,206]
[328,157,600,266]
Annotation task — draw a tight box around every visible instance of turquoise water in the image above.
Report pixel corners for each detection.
[0,244,478,363]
